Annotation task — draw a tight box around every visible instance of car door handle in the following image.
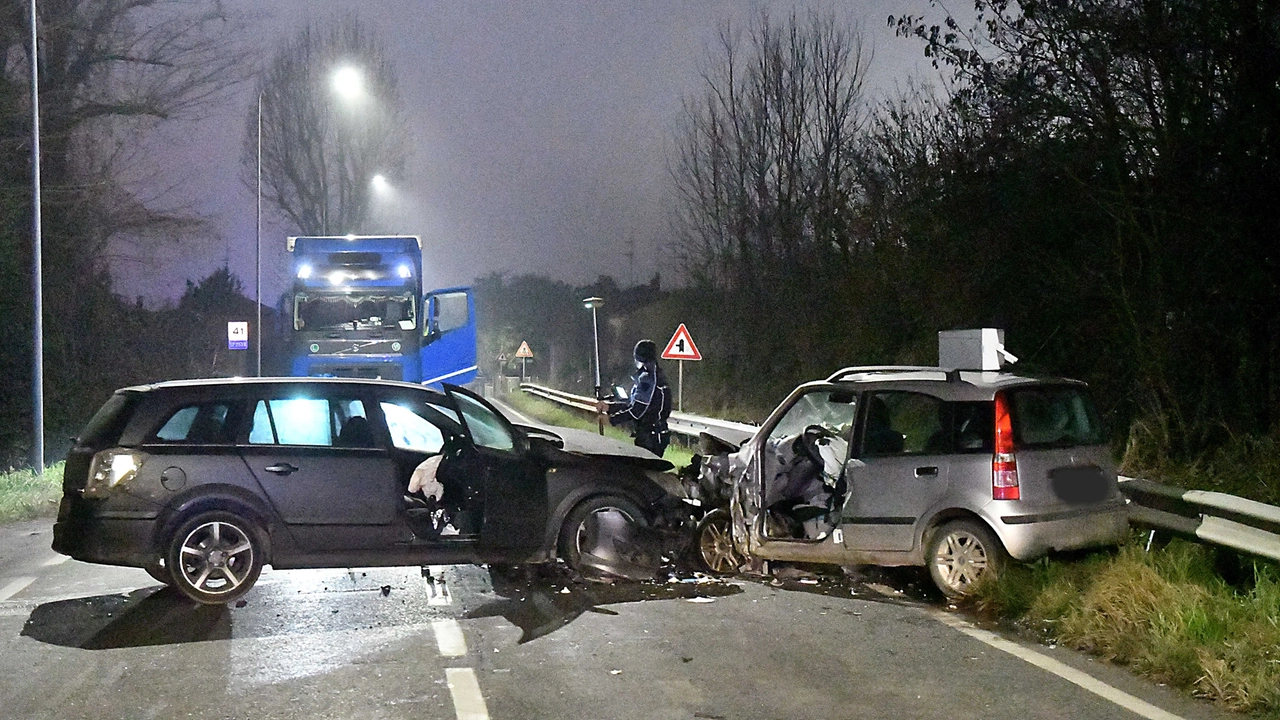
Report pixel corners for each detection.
[915,466,939,477]
[264,463,299,476]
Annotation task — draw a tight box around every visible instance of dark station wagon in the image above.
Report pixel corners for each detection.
[53,378,678,604]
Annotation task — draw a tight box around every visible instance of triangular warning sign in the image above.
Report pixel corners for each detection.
[662,324,702,361]
[515,341,534,359]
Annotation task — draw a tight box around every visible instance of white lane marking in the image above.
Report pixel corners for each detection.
[445,667,490,720]
[0,577,37,602]
[42,555,70,567]
[488,398,535,426]
[930,611,1187,720]
[433,619,468,657]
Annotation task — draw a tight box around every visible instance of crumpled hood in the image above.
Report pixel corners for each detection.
[521,424,674,471]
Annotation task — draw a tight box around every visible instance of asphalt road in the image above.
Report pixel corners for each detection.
[0,517,1237,720]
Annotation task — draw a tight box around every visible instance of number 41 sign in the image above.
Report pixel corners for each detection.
[662,324,701,411]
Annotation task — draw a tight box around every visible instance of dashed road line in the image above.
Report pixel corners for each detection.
[0,576,37,602]
[433,619,468,657]
[929,610,1187,720]
[445,667,490,720]
[42,554,70,566]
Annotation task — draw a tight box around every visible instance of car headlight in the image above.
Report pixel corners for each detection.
[85,449,145,497]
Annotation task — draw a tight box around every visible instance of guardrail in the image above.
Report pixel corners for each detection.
[519,383,1280,563]
[519,383,758,442]
[1120,476,1280,562]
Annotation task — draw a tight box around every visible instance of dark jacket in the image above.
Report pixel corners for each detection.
[607,361,672,428]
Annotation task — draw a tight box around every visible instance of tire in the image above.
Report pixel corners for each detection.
[143,557,173,586]
[166,510,265,605]
[926,519,1007,598]
[695,508,743,575]
[557,495,646,572]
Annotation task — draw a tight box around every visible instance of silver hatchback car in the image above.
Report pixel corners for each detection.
[690,367,1129,596]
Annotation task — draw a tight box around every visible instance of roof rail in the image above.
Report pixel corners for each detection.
[825,365,942,382]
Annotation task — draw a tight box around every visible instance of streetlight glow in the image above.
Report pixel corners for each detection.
[331,66,364,102]
[371,174,390,194]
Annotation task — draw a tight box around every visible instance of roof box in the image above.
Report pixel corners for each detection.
[938,329,1018,371]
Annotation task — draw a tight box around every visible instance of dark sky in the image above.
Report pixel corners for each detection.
[111,1,932,305]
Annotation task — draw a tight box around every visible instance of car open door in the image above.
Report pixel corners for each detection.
[443,384,549,555]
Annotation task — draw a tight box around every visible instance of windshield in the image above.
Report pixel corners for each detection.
[294,294,415,331]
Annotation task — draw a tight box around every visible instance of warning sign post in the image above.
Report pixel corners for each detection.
[515,341,534,381]
[661,324,701,412]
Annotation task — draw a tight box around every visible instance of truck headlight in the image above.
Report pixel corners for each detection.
[85,449,145,497]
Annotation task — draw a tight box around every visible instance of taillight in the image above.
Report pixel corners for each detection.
[992,392,1019,500]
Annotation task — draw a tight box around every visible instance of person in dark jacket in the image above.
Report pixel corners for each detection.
[598,339,673,456]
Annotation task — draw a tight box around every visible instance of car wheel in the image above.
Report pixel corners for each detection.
[926,519,1007,598]
[695,508,742,575]
[143,557,173,586]
[166,511,264,605]
[557,495,646,572]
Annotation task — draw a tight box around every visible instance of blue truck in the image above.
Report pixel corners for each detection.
[287,235,477,386]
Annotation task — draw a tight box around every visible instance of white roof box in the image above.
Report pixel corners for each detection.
[938,329,1018,371]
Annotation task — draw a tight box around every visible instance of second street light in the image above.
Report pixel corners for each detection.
[583,296,604,435]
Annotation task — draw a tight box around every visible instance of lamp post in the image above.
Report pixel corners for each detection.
[583,296,604,435]
[255,92,262,376]
[29,0,44,471]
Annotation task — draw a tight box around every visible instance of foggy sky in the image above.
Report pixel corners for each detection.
[110,1,932,306]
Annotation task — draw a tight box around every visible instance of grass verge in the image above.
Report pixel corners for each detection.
[972,536,1280,716]
[0,462,64,524]
[499,391,695,470]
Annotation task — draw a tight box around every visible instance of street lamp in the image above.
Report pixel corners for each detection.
[331,65,364,103]
[371,174,390,194]
[583,296,604,435]
[29,0,44,470]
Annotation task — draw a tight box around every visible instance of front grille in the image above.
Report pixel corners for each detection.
[314,364,404,381]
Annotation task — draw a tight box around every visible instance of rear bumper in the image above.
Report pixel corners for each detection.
[52,496,157,568]
[993,500,1129,560]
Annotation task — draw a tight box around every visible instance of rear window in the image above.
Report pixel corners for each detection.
[153,403,238,444]
[1009,386,1104,448]
[77,392,139,448]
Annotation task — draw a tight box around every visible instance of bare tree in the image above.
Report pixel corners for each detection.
[248,15,408,236]
[670,10,869,289]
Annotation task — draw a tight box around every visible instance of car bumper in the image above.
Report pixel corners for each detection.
[52,496,157,568]
[992,500,1129,560]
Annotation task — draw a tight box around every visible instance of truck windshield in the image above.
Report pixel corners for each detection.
[295,294,415,331]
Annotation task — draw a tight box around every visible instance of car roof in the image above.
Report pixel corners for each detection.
[117,376,445,396]
[822,366,1085,401]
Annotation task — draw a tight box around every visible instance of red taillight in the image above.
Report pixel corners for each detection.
[992,391,1019,500]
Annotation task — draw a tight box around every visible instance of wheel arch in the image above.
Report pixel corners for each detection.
[153,485,276,563]
[918,508,999,559]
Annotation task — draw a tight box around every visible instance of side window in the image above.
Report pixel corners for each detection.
[428,291,470,335]
[380,401,446,453]
[862,392,946,456]
[249,397,373,447]
[950,401,994,453]
[452,392,514,451]
[155,403,235,443]
[769,390,858,442]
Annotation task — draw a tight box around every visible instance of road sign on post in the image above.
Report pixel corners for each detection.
[228,321,249,351]
[515,341,533,381]
[662,324,702,412]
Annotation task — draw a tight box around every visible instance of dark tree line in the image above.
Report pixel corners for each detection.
[0,1,252,465]
[661,2,1280,482]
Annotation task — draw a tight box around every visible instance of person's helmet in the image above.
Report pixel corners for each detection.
[633,339,657,365]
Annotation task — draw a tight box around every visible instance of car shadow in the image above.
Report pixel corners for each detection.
[21,586,231,650]
[466,565,744,644]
